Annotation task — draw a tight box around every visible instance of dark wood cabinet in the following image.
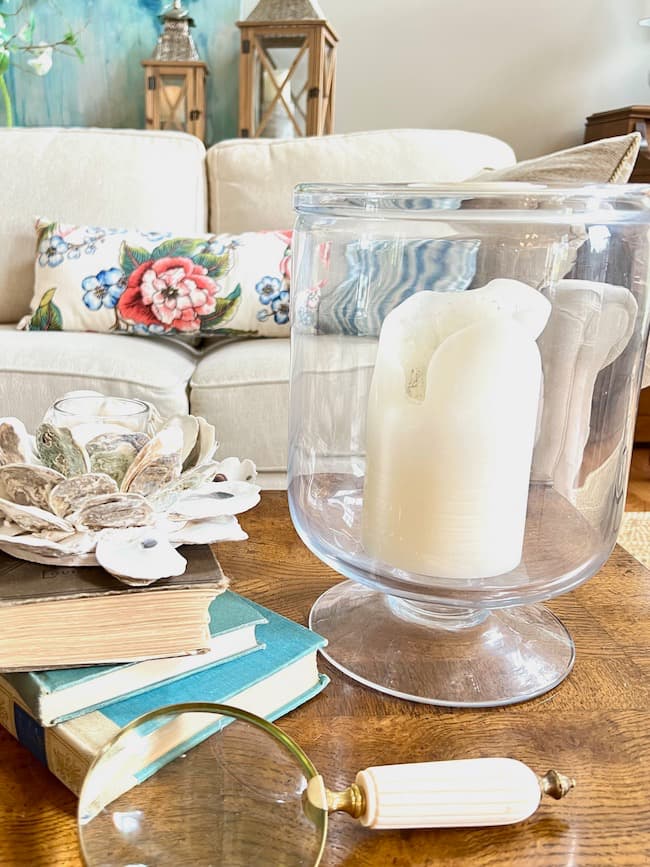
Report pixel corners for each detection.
[585,105,650,181]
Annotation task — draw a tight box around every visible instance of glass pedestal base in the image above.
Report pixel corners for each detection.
[309,581,575,707]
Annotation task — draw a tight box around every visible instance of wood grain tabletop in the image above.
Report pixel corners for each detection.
[0,490,649,866]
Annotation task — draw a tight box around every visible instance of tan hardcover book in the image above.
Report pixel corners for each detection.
[0,546,227,671]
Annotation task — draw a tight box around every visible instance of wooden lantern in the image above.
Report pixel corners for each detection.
[237,0,338,138]
[143,1,208,143]
[143,60,207,142]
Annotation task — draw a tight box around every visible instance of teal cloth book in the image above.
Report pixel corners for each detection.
[0,602,328,795]
[0,590,267,727]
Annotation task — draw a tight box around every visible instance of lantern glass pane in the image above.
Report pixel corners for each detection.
[254,34,308,137]
[159,73,188,131]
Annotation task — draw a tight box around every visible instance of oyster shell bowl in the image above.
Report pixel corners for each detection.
[0,393,260,586]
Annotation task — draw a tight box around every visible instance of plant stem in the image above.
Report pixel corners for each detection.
[0,75,13,127]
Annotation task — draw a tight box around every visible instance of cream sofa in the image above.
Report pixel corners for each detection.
[0,127,516,488]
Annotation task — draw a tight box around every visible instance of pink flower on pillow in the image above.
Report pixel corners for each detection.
[277,231,292,282]
[118,256,218,332]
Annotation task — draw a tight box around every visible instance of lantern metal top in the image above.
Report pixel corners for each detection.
[244,0,327,21]
[159,0,195,25]
[152,0,200,61]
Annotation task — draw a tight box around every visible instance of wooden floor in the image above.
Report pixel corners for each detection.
[626,447,650,511]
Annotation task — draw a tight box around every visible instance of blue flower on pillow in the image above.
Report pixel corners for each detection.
[132,322,166,335]
[255,276,290,325]
[138,230,173,243]
[81,268,126,310]
[270,290,290,325]
[207,237,240,256]
[38,234,68,268]
[255,276,282,304]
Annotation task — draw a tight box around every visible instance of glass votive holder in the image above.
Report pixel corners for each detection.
[50,395,151,445]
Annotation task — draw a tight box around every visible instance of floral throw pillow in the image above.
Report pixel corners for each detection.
[21,221,293,338]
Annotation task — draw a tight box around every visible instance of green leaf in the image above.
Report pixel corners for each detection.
[63,31,77,46]
[36,221,57,248]
[0,52,9,76]
[199,284,242,330]
[25,13,35,43]
[151,237,204,260]
[73,45,84,62]
[37,288,57,307]
[119,242,151,278]
[192,251,231,278]
[30,288,62,331]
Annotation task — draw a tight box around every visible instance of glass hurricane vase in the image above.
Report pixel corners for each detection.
[288,183,650,706]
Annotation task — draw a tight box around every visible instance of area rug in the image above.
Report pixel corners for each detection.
[617,512,650,569]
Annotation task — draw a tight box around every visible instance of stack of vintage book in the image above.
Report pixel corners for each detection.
[0,545,327,794]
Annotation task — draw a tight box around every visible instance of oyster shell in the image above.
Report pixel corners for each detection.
[49,473,119,518]
[69,493,155,532]
[121,427,183,498]
[163,414,200,470]
[0,397,257,578]
[85,431,150,487]
[168,515,248,545]
[0,530,95,556]
[0,535,71,559]
[0,497,74,534]
[0,418,32,466]
[212,457,257,483]
[0,464,65,510]
[36,423,90,477]
[0,522,24,538]
[197,417,218,467]
[169,480,261,521]
[147,461,222,512]
[184,416,217,471]
[95,527,187,586]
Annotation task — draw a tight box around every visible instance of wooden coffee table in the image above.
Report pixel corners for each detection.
[0,491,649,866]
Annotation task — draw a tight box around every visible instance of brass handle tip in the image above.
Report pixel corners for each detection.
[326,783,365,818]
[539,769,576,800]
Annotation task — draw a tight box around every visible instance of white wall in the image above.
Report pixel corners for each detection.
[242,0,650,159]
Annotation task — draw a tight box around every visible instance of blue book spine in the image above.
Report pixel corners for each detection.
[0,603,328,795]
[0,675,329,795]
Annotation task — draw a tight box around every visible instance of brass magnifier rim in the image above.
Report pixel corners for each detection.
[77,701,328,867]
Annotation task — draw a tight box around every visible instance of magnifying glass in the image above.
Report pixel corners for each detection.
[78,702,574,867]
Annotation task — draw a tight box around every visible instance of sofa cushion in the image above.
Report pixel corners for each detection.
[0,327,196,431]
[207,129,516,234]
[190,339,291,488]
[24,220,293,339]
[189,336,378,489]
[468,135,641,297]
[0,128,207,325]
[473,133,641,184]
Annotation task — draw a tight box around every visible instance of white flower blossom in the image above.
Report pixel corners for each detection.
[16,23,32,43]
[27,45,53,76]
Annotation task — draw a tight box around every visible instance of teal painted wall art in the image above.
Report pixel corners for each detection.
[5,0,241,144]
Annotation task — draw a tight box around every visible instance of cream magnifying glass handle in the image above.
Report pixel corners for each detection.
[310,757,575,829]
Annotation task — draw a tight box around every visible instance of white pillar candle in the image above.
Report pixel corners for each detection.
[362,280,551,580]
